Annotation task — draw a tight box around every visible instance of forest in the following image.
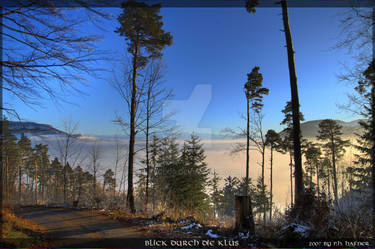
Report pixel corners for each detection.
[1,0,374,247]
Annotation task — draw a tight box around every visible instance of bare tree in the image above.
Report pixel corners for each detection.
[1,1,111,117]
[139,60,174,211]
[89,140,101,208]
[55,120,85,203]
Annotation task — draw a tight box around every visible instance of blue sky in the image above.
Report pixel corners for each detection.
[5,6,361,136]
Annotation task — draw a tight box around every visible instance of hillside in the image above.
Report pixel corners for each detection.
[298,119,363,138]
[8,121,72,137]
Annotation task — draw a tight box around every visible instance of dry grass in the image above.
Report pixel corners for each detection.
[1,207,51,247]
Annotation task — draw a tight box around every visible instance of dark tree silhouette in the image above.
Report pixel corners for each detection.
[115,1,172,213]
[279,101,304,206]
[244,66,268,231]
[1,2,110,117]
[265,129,282,220]
[246,0,304,208]
[317,119,350,202]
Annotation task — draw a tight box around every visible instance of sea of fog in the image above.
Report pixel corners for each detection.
[28,135,354,210]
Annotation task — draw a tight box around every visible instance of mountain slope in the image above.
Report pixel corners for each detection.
[281,119,364,138]
[8,121,70,137]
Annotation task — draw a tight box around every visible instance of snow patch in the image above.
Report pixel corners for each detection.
[282,223,310,238]
[181,223,202,230]
[206,229,220,238]
[239,231,250,239]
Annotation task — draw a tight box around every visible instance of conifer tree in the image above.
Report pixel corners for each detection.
[265,129,282,220]
[17,133,32,201]
[246,0,304,208]
[279,101,305,206]
[244,66,268,230]
[222,176,240,217]
[116,1,172,213]
[317,119,350,202]
[210,171,223,218]
[1,119,18,201]
[180,135,210,216]
[303,143,322,195]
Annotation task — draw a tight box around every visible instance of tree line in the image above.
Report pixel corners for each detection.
[1,119,117,208]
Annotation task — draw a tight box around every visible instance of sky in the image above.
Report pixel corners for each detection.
[5,6,362,136]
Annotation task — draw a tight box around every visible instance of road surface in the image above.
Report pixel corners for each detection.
[15,206,154,247]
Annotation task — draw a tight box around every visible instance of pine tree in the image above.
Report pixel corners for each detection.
[280,101,305,206]
[17,133,32,201]
[180,134,210,216]
[252,176,271,219]
[350,59,375,232]
[265,129,282,220]
[246,0,304,208]
[51,157,63,202]
[116,1,172,214]
[1,119,18,202]
[34,144,50,203]
[73,165,84,206]
[222,176,240,217]
[317,119,350,202]
[210,171,223,218]
[244,66,268,230]
[103,169,116,198]
[303,142,322,196]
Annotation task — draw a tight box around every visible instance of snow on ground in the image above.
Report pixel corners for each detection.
[181,223,202,230]
[282,223,310,238]
[238,231,250,239]
[206,229,220,238]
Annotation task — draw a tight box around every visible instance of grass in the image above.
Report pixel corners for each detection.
[1,207,51,247]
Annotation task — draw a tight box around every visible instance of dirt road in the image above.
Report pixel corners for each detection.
[14,206,154,247]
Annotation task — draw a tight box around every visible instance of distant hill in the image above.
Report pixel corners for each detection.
[6,119,364,140]
[8,121,72,137]
[281,119,364,139]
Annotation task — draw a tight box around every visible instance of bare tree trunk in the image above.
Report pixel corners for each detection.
[289,152,293,206]
[281,0,304,208]
[34,160,38,205]
[244,97,255,233]
[145,89,151,211]
[127,32,140,214]
[370,18,375,233]
[262,144,266,226]
[246,100,250,196]
[331,140,338,202]
[4,156,9,202]
[372,83,375,235]
[269,146,273,221]
[18,160,22,201]
[316,164,320,199]
[327,169,331,201]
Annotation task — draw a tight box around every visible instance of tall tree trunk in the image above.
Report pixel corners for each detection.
[145,88,151,211]
[289,152,293,206]
[281,0,304,208]
[371,80,375,235]
[269,146,273,221]
[327,169,331,201]
[316,164,320,199]
[245,98,250,196]
[4,156,8,202]
[331,140,338,202]
[370,19,375,233]
[262,145,266,226]
[245,97,255,234]
[34,160,38,205]
[127,32,140,214]
[18,161,22,201]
